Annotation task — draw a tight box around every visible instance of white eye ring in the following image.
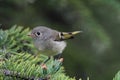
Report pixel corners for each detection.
[36,32,41,36]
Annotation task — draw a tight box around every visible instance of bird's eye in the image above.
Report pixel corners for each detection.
[36,32,41,36]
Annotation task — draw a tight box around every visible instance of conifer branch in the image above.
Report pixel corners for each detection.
[0,69,48,80]
[0,25,76,80]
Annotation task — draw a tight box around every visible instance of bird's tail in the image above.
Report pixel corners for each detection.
[55,31,82,41]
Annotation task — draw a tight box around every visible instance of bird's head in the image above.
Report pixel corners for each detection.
[28,26,58,41]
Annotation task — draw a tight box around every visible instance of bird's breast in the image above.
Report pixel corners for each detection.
[34,40,66,56]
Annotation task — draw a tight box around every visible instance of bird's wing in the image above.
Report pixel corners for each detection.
[54,31,82,41]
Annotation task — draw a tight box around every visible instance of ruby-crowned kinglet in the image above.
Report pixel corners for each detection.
[28,26,82,63]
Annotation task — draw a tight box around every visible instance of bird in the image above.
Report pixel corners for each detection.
[28,26,82,63]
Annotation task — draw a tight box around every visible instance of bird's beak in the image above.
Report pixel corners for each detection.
[27,32,32,37]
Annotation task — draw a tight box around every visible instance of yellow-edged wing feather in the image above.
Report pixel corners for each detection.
[55,31,82,41]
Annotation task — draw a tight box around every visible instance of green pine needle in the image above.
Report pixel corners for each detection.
[0,25,76,80]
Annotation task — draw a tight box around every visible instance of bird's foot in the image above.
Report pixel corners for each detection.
[41,64,47,69]
[53,53,62,60]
